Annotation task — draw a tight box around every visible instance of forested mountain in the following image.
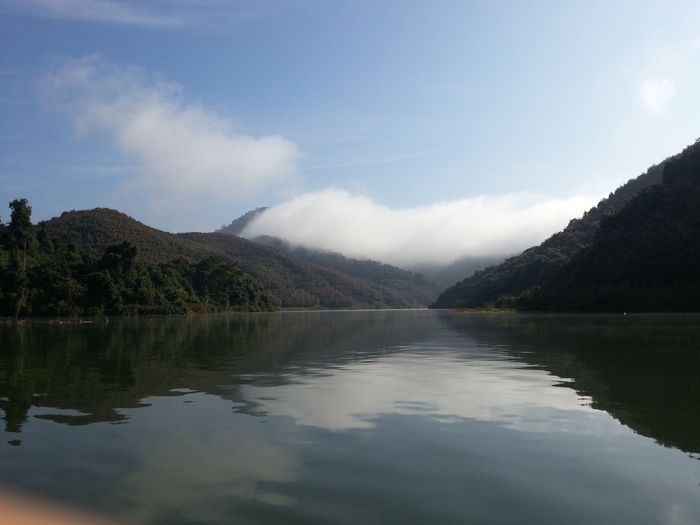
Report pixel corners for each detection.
[432,157,667,308]
[218,207,268,235]
[43,208,214,263]
[520,140,700,311]
[0,201,271,317]
[218,218,439,306]
[42,208,431,309]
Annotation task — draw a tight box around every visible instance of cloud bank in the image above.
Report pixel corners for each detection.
[243,188,598,267]
[3,0,183,27]
[47,57,299,224]
[3,0,295,29]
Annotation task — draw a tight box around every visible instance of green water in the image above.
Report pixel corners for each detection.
[1,310,699,524]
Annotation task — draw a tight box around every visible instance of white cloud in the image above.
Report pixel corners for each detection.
[637,78,676,114]
[1,0,297,29]
[2,0,184,27]
[46,57,299,226]
[242,188,598,267]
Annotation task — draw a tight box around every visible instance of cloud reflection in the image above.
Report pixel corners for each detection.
[240,350,598,433]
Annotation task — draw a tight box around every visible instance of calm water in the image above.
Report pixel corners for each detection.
[1,310,699,524]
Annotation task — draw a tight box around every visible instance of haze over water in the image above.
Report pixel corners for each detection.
[1,310,699,524]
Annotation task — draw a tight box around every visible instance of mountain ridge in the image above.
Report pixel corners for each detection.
[42,208,433,309]
[431,159,667,308]
[519,140,700,311]
[218,213,440,305]
[219,207,268,236]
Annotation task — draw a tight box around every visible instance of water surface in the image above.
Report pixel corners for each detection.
[1,310,699,524]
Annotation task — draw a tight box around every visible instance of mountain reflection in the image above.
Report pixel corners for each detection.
[0,314,270,431]
[440,312,700,456]
[0,311,436,434]
[1,311,699,459]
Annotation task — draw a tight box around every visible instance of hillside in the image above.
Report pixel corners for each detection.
[219,207,268,235]
[42,208,218,263]
[251,234,494,296]
[181,231,430,308]
[218,216,439,306]
[520,140,700,312]
[42,209,429,309]
[432,159,666,308]
[0,202,271,317]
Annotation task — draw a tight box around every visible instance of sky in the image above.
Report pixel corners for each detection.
[2,0,700,267]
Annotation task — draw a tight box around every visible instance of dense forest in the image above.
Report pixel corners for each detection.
[44,208,435,309]
[0,199,271,317]
[218,231,438,306]
[433,139,700,312]
[253,236,438,306]
[520,140,700,311]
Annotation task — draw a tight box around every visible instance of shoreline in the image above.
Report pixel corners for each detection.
[5,308,700,325]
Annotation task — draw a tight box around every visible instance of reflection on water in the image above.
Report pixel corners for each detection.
[444,313,700,455]
[115,393,300,524]
[239,352,597,432]
[1,311,699,525]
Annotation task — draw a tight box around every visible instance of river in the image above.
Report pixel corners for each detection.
[1,310,698,524]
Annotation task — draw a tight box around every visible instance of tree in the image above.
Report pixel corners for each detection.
[9,199,32,240]
[3,199,36,316]
[99,242,137,274]
[8,199,34,273]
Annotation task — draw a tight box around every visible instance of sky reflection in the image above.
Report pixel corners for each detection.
[239,346,599,433]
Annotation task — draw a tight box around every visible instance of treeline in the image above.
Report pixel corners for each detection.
[431,157,665,309]
[245,235,439,305]
[0,199,272,318]
[432,138,700,312]
[43,208,429,309]
[519,140,700,312]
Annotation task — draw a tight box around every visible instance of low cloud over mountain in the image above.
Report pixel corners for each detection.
[242,188,597,268]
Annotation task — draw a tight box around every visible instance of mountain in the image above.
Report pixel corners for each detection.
[218,213,440,306]
[520,140,700,311]
[243,235,439,305]
[0,202,272,317]
[41,208,213,263]
[218,207,268,235]
[432,158,667,308]
[42,209,430,309]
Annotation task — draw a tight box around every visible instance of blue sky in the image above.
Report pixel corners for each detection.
[2,0,700,263]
